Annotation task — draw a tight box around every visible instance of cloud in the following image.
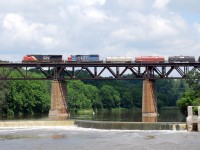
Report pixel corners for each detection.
[111,13,178,43]
[153,0,170,10]
[81,0,106,6]
[83,7,108,23]
[3,13,42,40]
[168,0,200,13]
[2,13,65,53]
[0,0,200,61]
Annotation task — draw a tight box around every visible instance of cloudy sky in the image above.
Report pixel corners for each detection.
[0,0,200,61]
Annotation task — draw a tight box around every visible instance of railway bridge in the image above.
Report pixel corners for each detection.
[0,62,200,119]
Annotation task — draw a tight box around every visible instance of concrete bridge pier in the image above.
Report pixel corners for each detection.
[49,80,69,119]
[142,79,158,117]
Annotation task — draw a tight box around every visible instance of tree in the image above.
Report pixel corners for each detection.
[121,92,133,109]
[99,85,120,109]
[5,71,51,115]
[185,71,200,96]
[177,70,200,115]
[0,80,10,114]
[67,80,102,111]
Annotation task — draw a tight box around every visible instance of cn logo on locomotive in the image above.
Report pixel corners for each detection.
[43,56,50,60]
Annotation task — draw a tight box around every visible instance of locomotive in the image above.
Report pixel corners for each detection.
[23,55,63,63]
[67,54,102,62]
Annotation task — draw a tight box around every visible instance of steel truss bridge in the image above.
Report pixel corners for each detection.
[0,62,200,80]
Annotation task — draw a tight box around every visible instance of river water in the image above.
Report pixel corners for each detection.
[0,107,185,122]
[0,126,200,150]
[70,107,185,122]
[0,108,199,150]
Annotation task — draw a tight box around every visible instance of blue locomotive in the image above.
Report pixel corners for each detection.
[67,54,102,62]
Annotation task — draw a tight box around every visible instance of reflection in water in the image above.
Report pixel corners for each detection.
[70,107,185,122]
[142,115,157,122]
[0,107,185,122]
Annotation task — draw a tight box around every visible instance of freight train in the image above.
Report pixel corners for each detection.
[22,54,200,63]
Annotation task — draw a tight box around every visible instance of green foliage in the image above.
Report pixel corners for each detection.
[186,71,200,96]
[177,91,194,115]
[67,80,102,112]
[177,70,200,115]
[157,80,188,107]
[99,85,120,109]
[0,68,189,116]
[0,80,10,114]
[0,70,51,115]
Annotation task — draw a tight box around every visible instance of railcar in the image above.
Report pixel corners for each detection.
[106,57,132,63]
[23,55,63,63]
[67,54,102,62]
[135,56,165,63]
[168,56,195,63]
[0,60,9,63]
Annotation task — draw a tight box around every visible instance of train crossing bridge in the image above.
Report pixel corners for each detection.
[0,62,200,119]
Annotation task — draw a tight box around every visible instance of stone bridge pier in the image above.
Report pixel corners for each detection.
[49,80,69,119]
[142,79,158,117]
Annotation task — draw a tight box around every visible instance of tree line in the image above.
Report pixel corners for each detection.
[0,69,191,116]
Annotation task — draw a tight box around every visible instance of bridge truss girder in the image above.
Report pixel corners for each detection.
[0,63,200,80]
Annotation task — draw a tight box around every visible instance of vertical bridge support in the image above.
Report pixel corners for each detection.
[142,79,158,117]
[49,80,69,119]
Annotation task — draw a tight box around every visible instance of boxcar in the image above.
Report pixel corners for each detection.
[67,54,102,62]
[135,56,165,63]
[23,55,63,63]
[168,56,195,63]
[106,57,132,63]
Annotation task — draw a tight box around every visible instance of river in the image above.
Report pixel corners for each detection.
[70,107,185,122]
[1,108,199,150]
[0,126,200,150]
[0,107,185,122]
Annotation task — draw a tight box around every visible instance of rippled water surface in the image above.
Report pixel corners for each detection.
[0,108,192,150]
[0,126,199,150]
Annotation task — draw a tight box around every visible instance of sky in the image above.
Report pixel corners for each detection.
[0,0,200,61]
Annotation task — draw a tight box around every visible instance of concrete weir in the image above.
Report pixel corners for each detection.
[0,120,186,130]
[0,120,74,127]
[74,120,186,131]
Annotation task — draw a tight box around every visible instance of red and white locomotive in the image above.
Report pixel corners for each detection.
[23,55,63,63]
